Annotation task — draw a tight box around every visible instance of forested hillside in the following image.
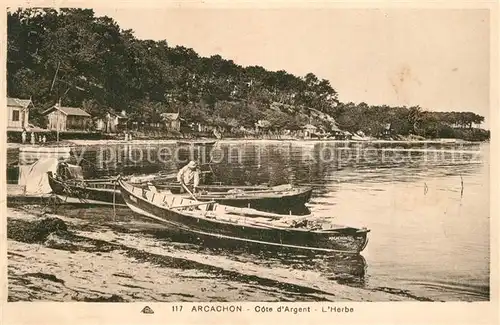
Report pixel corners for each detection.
[7,8,489,140]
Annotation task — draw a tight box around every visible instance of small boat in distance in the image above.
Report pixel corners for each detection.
[19,146,72,153]
[177,140,217,146]
[117,179,370,254]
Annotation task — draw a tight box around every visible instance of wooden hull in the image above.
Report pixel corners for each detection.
[199,191,312,214]
[49,174,312,214]
[7,193,128,208]
[166,184,313,214]
[177,140,216,146]
[47,173,126,205]
[118,180,369,254]
[19,146,71,153]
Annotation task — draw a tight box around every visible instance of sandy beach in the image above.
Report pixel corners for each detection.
[7,206,425,302]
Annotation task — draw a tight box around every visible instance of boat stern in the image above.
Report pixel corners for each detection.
[324,227,370,254]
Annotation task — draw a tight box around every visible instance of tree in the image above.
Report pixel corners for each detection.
[407,106,423,134]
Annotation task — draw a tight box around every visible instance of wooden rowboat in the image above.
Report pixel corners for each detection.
[47,172,127,206]
[177,140,217,146]
[19,146,72,153]
[47,171,313,213]
[162,183,313,214]
[117,179,370,254]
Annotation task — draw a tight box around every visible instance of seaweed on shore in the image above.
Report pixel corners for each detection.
[81,294,127,302]
[7,217,69,244]
[24,272,65,284]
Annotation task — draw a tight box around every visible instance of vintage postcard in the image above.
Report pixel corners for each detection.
[0,0,498,324]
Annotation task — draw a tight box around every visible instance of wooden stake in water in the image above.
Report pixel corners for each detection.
[113,181,117,221]
[460,175,464,198]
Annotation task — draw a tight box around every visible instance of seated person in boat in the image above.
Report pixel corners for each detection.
[177,160,201,193]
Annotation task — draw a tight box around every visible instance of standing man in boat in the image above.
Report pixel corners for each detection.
[177,160,201,194]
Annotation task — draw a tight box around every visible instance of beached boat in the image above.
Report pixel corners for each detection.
[46,167,192,205]
[19,146,72,153]
[117,179,370,254]
[48,163,312,212]
[177,140,217,146]
[47,172,312,213]
[47,171,127,206]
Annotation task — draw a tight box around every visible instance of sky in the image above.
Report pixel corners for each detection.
[92,7,491,127]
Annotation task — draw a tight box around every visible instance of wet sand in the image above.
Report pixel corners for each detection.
[7,207,423,302]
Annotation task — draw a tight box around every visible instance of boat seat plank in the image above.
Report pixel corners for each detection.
[214,204,226,214]
[152,192,165,205]
[171,196,184,207]
[163,195,175,207]
[198,203,209,212]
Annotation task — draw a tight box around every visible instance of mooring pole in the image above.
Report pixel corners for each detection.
[113,180,117,221]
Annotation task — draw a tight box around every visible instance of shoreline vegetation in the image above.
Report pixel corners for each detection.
[7,8,489,144]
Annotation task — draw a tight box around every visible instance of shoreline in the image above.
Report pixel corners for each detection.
[6,138,482,149]
[7,207,427,302]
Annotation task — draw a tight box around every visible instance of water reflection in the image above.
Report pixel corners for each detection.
[151,228,367,287]
[7,141,483,186]
[51,203,367,288]
[6,141,489,301]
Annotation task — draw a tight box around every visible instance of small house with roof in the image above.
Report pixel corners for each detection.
[7,97,32,131]
[302,124,318,139]
[161,112,181,131]
[95,111,128,133]
[329,122,347,139]
[43,104,92,131]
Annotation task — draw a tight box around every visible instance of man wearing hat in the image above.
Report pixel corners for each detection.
[177,160,201,193]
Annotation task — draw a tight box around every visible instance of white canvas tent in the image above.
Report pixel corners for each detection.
[18,157,60,194]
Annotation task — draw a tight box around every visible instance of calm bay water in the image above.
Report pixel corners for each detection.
[9,141,490,301]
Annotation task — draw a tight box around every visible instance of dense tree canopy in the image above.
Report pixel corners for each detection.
[7,8,488,141]
[7,9,337,127]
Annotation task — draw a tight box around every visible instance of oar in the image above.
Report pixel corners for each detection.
[181,182,198,201]
[275,214,329,225]
[169,200,216,209]
[296,183,341,188]
[222,205,307,220]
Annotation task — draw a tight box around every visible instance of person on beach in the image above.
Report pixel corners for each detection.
[177,160,201,194]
